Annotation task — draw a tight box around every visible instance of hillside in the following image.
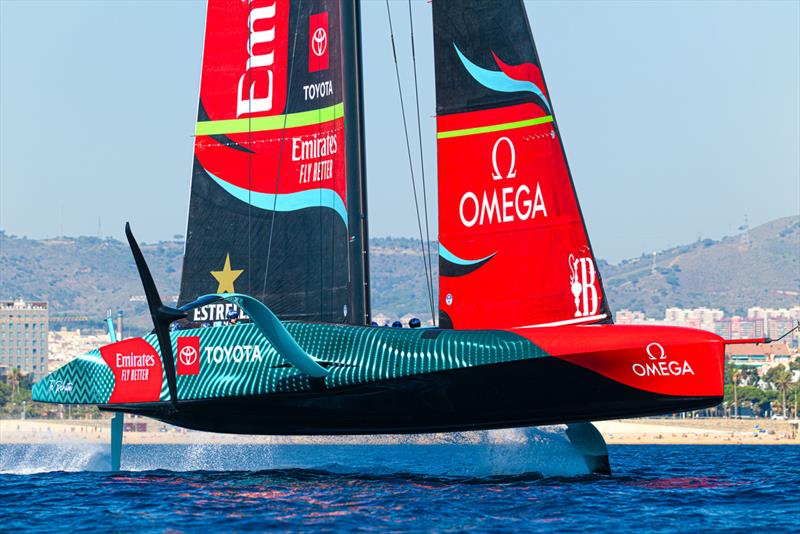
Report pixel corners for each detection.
[600,215,799,316]
[1,216,797,332]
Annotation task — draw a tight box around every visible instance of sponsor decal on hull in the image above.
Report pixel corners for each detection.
[632,343,695,378]
[518,325,724,397]
[100,338,163,403]
[204,344,266,365]
[177,336,201,376]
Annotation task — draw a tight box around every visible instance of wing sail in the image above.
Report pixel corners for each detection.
[432,0,611,329]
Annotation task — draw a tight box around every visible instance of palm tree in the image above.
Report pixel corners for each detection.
[772,367,793,417]
[732,367,742,418]
[7,368,22,397]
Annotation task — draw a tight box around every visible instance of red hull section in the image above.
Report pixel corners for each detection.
[517,325,725,398]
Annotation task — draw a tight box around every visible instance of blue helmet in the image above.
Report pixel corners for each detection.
[391,320,403,328]
[409,317,422,328]
[227,308,240,320]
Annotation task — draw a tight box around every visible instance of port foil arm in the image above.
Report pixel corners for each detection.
[180,293,329,378]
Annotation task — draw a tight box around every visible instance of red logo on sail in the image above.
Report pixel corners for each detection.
[308,12,329,72]
[177,336,201,376]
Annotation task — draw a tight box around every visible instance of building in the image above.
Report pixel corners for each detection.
[738,318,765,339]
[615,309,646,324]
[713,316,765,340]
[0,299,49,381]
[726,342,792,367]
[48,328,109,371]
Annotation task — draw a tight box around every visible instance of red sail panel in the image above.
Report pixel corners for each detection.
[195,0,345,206]
[433,0,610,329]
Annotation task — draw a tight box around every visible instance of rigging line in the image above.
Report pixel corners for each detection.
[407,0,435,325]
[385,0,436,322]
[262,0,304,297]
[248,66,253,295]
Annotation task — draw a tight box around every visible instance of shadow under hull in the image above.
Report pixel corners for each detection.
[101,356,720,435]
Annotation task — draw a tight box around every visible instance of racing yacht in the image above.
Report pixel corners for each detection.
[33,0,729,474]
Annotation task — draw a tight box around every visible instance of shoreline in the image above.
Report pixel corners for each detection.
[1,418,797,446]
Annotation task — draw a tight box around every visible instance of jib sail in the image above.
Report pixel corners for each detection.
[432,0,611,329]
[179,0,368,324]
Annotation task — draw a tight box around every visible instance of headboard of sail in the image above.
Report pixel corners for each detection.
[432,0,611,329]
[179,0,351,323]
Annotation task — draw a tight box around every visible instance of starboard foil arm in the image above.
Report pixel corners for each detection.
[180,293,329,379]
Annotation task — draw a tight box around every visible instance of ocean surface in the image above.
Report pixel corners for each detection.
[1,437,798,532]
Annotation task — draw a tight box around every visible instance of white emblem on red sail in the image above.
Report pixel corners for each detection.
[569,254,599,318]
[308,12,329,72]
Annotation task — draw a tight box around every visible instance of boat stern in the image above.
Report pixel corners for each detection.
[518,324,726,415]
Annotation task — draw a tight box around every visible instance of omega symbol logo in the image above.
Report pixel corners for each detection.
[179,345,198,366]
[646,342,667,360]
[312,27,327,57]
[569,254,599,317]
[491,137,517,181]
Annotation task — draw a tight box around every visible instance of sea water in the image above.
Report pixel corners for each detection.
[0,443,798,531]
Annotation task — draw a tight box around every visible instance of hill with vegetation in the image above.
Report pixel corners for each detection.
[1,216,797,332]
[600,215,799,316]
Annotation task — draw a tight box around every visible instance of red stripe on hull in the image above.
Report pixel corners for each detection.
[516,325,725,398]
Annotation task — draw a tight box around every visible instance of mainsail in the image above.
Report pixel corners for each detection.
[179,0,368,324]
[432,0,611,329]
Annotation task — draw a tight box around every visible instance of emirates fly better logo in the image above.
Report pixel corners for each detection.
[177,336,200,376]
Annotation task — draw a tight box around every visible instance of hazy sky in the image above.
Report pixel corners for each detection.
[1,0,798,263]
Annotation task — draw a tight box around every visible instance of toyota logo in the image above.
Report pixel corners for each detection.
[312,27,327,57]
[179,345,198,366]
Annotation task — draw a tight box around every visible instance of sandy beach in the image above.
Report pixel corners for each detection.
[1,417,797,446]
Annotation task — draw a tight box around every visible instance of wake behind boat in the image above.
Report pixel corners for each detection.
[33,0,732,474]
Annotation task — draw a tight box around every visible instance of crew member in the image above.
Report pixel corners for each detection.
[227,308,240,326]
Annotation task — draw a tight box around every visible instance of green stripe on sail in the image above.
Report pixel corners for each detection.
[196,102,344,136]
[437,115,554,139]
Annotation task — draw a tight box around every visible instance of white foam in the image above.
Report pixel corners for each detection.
[0,442,111,474]
[0,426,593,477]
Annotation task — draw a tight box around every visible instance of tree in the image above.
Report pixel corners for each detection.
[741,367,760,386]
[765,364,794,417]
[0,382,11,408]
[7,368,22,397]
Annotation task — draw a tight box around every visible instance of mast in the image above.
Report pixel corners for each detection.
[341,0,370,325]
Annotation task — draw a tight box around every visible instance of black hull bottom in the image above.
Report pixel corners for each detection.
[103,356,721,435]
